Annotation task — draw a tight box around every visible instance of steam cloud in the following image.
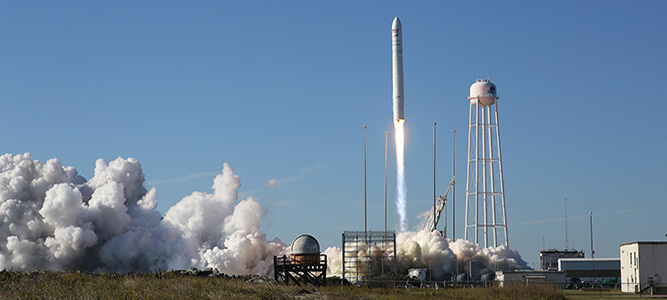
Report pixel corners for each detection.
[0,153,527,278]
[325,230,529,280]
[0,153,286,273]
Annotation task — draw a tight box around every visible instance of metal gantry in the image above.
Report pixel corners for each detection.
[422,177,454,233]
[464,80,509,248]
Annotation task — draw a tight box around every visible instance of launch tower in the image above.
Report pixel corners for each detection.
[464,79,509,247]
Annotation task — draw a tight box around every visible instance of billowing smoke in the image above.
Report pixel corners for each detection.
[394,119,407,231]
[0,152,526,279]
[325,230,528,280]
[0,153,287,273]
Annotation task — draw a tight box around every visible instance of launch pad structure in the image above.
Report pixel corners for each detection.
[274,254,328,286]
[342,231,397,283]
[274,234,327,286]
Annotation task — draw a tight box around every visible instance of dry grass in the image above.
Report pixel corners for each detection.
[0,270,568,300]
[562,289,661,300]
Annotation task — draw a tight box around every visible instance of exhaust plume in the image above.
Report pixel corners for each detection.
[394,119,407,231]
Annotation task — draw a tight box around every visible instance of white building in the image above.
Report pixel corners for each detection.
[620,241,667,294]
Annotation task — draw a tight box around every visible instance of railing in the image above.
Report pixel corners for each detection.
[273,254,327,286]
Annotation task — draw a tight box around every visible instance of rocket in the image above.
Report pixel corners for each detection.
[392,16,404,121]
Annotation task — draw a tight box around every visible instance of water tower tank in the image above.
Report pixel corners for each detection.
[469,79,498,106]
[290,234,320,264]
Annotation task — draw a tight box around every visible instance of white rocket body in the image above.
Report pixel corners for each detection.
[392,17,404,121]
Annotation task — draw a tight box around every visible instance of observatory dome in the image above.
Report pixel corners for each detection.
[469,79,498,106]
[290,234,320,254]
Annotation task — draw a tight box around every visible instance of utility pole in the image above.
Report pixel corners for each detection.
[452,129,456,240]
[384,131,388,233]
[433,122,437,232]
[565,196,569,251]
[590,211,596,288]
[589,211,594,258]
[364,125,367,242]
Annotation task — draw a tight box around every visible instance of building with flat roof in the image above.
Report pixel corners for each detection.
[620,241,667,294]
[558,258,620,278]
[540,249,584,271]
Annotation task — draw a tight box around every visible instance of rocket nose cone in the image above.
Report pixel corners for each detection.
[392,16,401,29]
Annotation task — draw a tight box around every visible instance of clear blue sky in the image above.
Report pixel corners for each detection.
[2,1,666,268]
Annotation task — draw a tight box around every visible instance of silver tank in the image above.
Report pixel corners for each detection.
[290,234,320,254]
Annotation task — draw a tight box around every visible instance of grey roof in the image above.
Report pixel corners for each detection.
[290,234,320,254]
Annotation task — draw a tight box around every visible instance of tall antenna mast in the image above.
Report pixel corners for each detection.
[565,196,569,250]
[384,131,388,233]
[433,122,437,233]
[452,130,456,240]
[589,211,594,258]
[364,125,368,242]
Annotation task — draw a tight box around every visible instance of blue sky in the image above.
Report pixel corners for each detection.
[2,1,666,268]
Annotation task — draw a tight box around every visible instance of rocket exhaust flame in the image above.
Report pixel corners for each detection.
[394,119,407,232]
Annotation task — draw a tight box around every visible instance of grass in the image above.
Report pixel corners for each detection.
[562,289,667,300]
[1,270,652,300]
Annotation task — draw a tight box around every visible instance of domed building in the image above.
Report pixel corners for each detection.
[290,234,320,264]
[274,234,327,286]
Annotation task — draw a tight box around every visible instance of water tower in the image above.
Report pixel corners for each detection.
[464,79,509,248]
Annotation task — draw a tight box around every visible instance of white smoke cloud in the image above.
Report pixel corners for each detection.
[0,153,287,273]
[0,152,527,279]
[325,230,528,280]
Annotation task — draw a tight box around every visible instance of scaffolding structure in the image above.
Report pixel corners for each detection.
[273,254,327,286]
[342,231,397,283]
